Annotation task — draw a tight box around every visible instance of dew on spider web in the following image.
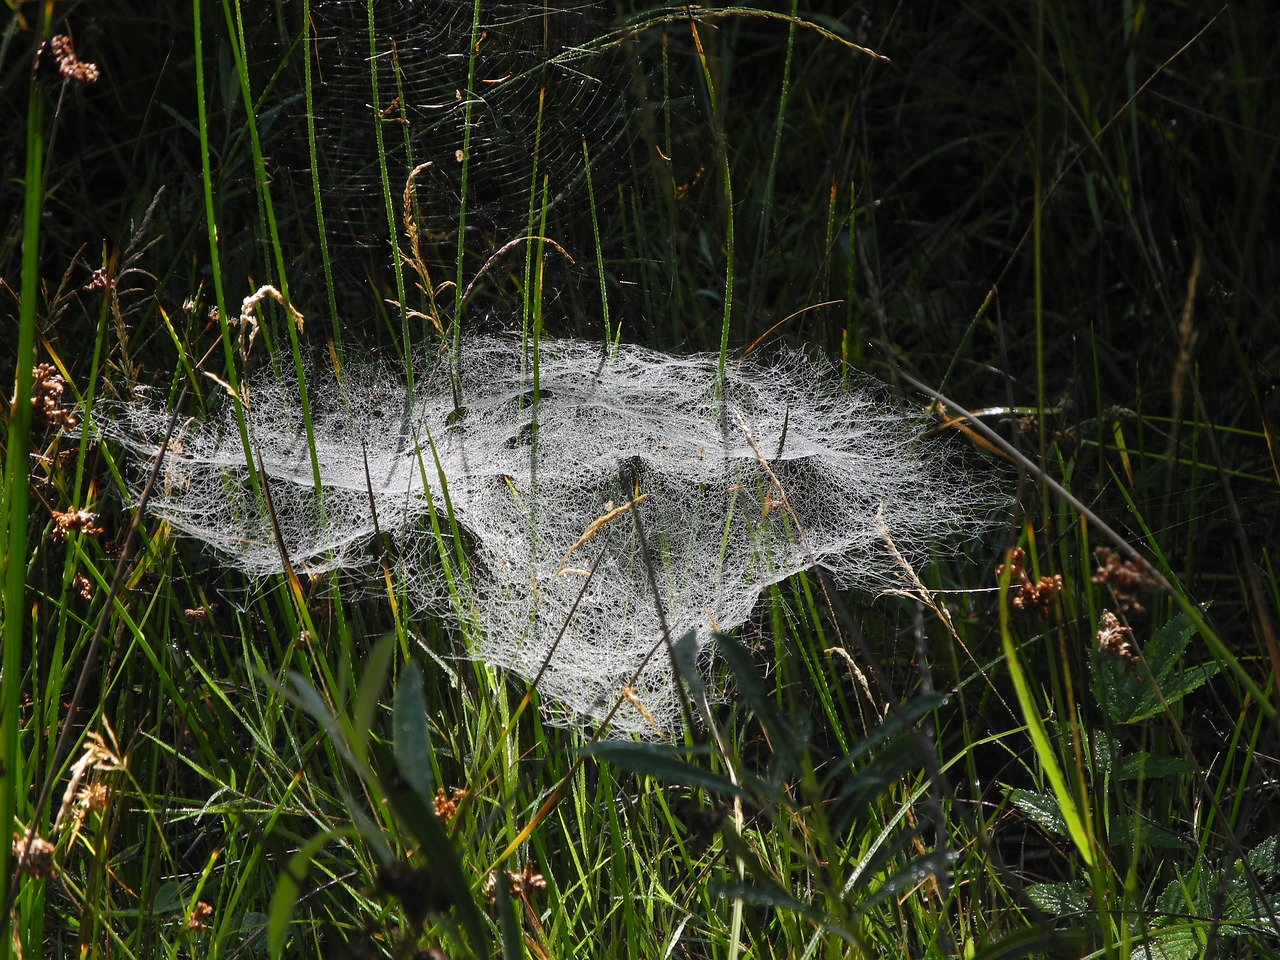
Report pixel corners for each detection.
[91,336,997,737]
[253,0,630,308]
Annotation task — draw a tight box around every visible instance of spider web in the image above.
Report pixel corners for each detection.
[258,1,629,307]
[93,336,999,736]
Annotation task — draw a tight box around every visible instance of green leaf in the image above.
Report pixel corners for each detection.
[352,634,397,766]
[1131,927,1205,960]
[152,880,183,914]
[1092,611,1220,723]
[281,671,363,777]
[1247,834,1280,880]
[1104,815,1187,849]
[380,770,490,954]
[494,867,522,960]
[393,659,436,802]
[1025,880,1090,916]
[856,850,957,915]
[672,628,703,701]
[233,912,268,954]
[1222,837,1280,923]
[969,927,1088,960]
[1007,788,1068,838]
[1114,751,1192,781]
[831,736,929,832]
[707,878,830,926]
[578,741,744,798]
[999,574,1095,868]
[1156,870,1211,917]
[713,629,797,756]
[268,829,348,959]
[827,692,949,777]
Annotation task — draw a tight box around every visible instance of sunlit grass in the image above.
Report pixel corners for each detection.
[3,2,1279,958]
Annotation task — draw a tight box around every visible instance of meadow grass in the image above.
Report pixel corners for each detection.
[3,2,1279,958]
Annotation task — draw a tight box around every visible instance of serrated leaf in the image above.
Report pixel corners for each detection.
[1006,788,1068,838]
[1092,612,1220,723]
[1220,844,1280,925]
[1156,869,1212,917]
[579,742,744,797]
[393,659,435,802]
[1247,834,1280,880]
[1114,751,1192,781]
[1025,880,1090,916]
[1131,926,1205,960]
[1105,815,1187,850]
[1144,611,1196,681]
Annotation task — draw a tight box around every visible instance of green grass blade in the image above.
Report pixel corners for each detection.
[0,20,45,936]
[998,558,1096,869]
[393,659,437,802]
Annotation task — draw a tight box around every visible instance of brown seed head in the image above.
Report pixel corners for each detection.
[49,34,100,84]
[12,830,56,879]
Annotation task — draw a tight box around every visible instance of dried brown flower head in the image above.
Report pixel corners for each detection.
[1097,610,1139,668]
[51,508,103,542]
[12,830,56,879]
[82,267,109,293]
[82,782,111,815]
[55,725,126,835]
[39,34,100,85]
[996,548,1064,619]
[1091,547,1155,617]
[31,363,79,431]
[433,787,466,824]
[183,604,218,623]
[483,860,546,900]
[185,901,214,931]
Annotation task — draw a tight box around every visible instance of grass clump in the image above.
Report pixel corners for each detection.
[2,2,1278,958]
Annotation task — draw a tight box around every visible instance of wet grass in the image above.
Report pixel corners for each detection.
[3,2,1279,957]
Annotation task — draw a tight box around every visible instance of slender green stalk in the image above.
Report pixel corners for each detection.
[689,17,735,380]
[302,0,342,353]
[451,0,485,384]
[0,17,46,941]
[998,562,1096,869]
[581,140,612,345]
[747,0,797,323]
[223,0,332,522]
[365,0,413,388]
[193,0,255,480]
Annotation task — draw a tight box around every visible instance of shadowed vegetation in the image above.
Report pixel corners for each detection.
[2,2,1278,957]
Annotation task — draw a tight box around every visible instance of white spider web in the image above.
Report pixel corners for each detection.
[93,336,997,736]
